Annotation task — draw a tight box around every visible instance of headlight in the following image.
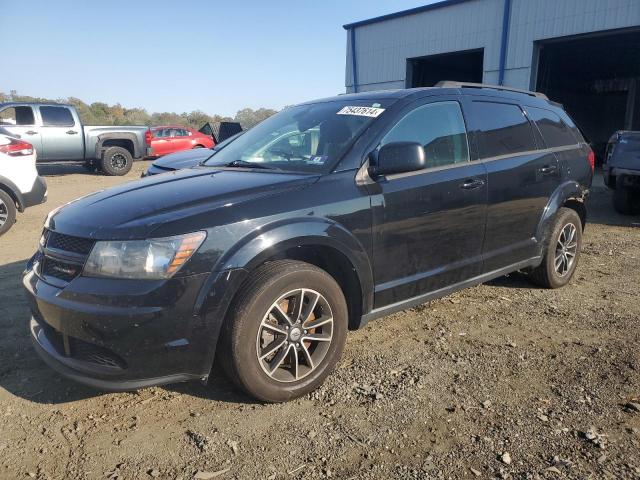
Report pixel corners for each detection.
[83,231,206,279]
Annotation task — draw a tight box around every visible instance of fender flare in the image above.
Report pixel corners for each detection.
[195,217,374,324]
[535,180,588,249]
[0,175,25,212]
[95,132,142,159]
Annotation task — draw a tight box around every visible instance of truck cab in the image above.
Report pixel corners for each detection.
[0,103,84,161]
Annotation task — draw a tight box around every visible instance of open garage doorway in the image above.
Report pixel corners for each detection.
[407,49,484,88]
[535,28,640,163]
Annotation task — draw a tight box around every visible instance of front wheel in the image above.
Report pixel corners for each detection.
[528,207,582,289]
[100,146,133,176]
[218,260,348,403]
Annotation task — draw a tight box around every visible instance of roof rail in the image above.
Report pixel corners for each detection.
[435,81,549,100]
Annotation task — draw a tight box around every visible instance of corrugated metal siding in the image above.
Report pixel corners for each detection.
[345,0,503,89]
[507,0,640,71]
[347,0,640,91]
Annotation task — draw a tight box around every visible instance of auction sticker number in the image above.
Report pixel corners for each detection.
[337,106,385,118]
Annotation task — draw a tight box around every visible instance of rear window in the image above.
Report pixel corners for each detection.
[0,106,35,126]
[470,101,536,159]
[526,106,577,148]
[40,106,75,126]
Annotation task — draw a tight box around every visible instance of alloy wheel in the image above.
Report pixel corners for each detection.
[256,288,333,383]
[110,153,128,170]
[0,198,7,227]
[554,223,578,276]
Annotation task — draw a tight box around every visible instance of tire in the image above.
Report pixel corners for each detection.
[0,189,17,236]
[193,144,205,149]
[218,260,348,403]
[613,183,637,215]
[529,207,582,289]
[100,146,133,176]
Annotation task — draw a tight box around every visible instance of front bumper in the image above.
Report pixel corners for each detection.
[22,263,246,391]
[604,166,640,188]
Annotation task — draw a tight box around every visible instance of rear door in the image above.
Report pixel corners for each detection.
[38,106,84,160]
[463,97,560,272]
[370,97,488,307]
[0,105,43,157]
[151,128,172,156]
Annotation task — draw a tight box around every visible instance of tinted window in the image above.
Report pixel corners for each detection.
[40,106,75,126]
[471,102,536,159]
[526,107,577,148]
[381,101,469,168]
[0,106,35,126]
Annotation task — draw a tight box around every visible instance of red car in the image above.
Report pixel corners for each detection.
[149,125,215,157]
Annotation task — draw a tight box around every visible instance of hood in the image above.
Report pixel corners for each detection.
[48,167,318,239]
[153,148,214,170]
[609,132,640,169]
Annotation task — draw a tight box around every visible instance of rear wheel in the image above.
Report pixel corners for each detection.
[100,146,133,176]
[193,144,205,149]
[0,190,17,236]
[218,260,348,403]
[529,207,582,289]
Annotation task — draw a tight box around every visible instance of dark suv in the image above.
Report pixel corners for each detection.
[23,82,593,402]
[603,130,640,214]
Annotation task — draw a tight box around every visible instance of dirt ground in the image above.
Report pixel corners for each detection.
[0,162,639,480]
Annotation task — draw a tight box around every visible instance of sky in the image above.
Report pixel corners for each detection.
[1,0,434,117]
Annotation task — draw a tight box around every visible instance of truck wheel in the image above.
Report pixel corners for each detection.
[613,181,638,215]
[0,190,17,236]
[528,207,582,289]
[218,260,348,403]
[101,146,133,176]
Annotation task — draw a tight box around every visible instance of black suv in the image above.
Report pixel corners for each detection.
[603,130,640,214]
[24,83,593,402]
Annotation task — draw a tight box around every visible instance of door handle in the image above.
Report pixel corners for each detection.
[66,130,78,135]
[25,130,38,135]
[539,165,557,174]
[460,178,485,190]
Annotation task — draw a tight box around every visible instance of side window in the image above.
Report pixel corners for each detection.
[0,106,35,126]
[470,102,536,159]
[40,106,75,127]
[526,106,577,148]
[381,101,469,168]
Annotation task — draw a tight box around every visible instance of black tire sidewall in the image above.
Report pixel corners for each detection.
[0,190,17,236]
[543,209,582,288]
[228,264,348,403]
[101,146,133,176]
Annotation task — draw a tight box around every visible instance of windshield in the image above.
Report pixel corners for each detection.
[204,99,391,173]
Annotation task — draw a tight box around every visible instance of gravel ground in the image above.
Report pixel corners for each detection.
[0,162,639,480]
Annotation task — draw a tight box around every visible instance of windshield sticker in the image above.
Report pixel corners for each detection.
[337,106,385,118]
[308,155,328,164]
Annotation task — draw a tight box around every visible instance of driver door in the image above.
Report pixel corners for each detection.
[370,98,488,308]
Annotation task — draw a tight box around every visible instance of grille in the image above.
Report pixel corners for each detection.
[41,257,82,282]
[47,231,94,255]
[38,323,126,370]
[70,337,126,369]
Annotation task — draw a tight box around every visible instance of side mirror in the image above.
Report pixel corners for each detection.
[369,142,426,177]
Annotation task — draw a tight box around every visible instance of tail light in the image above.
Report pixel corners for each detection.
[587,149,595,172]
[145,129,152,146]
[0,138,34,156]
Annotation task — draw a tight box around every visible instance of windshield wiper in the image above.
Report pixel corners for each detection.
[224,160,277,170]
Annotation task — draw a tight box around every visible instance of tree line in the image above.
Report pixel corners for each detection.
[0,90,277,130]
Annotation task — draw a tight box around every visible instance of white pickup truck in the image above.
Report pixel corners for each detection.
[0,102,152,176]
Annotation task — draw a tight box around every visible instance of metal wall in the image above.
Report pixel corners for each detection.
[345,0,640,92]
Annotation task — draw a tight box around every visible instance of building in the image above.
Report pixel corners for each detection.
[344,0,640,158]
